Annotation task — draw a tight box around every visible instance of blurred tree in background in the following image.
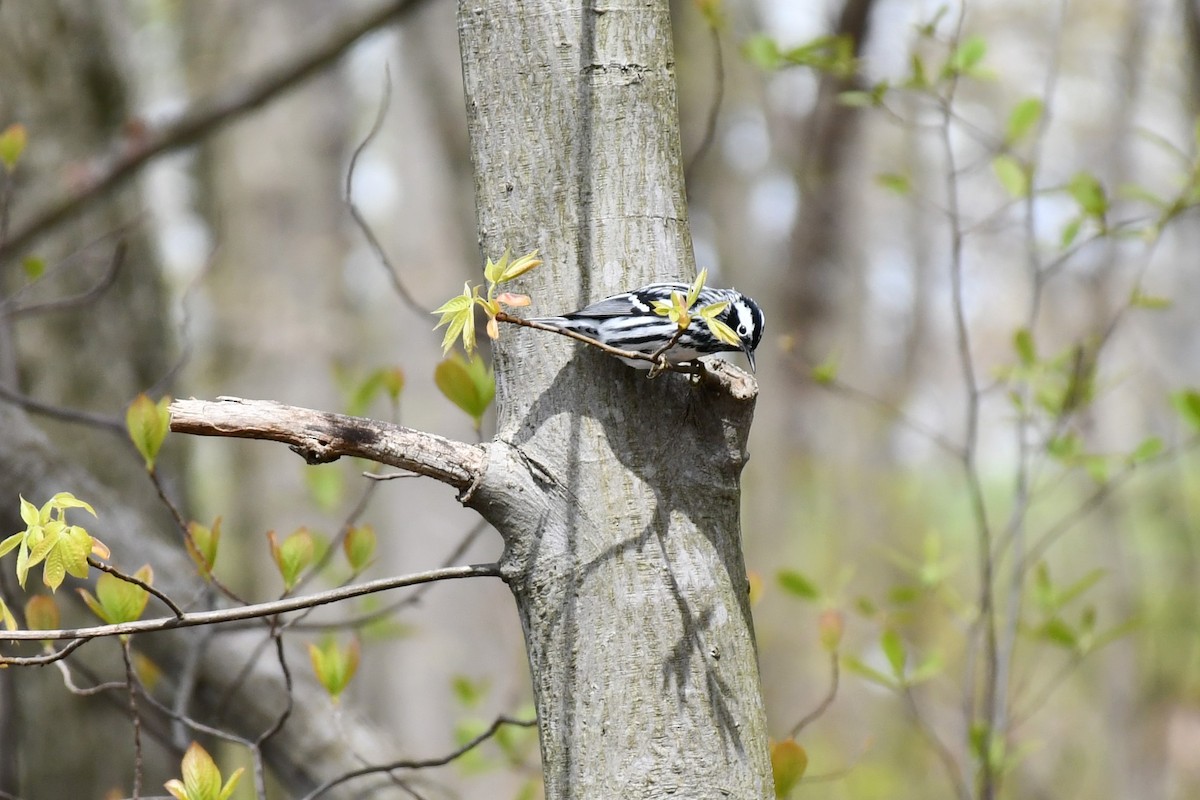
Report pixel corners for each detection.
[2,0,1200,798]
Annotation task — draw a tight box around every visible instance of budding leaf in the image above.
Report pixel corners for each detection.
[1006,97,1043,143]
[126,394,171,471]
[434,352,495,430]
[0,123,27,171]
[771,738,808,798]
[343,524,376,572]
[309,637,361,699]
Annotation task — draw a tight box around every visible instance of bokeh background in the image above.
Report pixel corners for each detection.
[2,0,1199,797]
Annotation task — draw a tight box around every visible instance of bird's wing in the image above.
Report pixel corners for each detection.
[570,283,691,317]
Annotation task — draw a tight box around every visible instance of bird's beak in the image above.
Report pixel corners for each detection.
[743,345,756,373]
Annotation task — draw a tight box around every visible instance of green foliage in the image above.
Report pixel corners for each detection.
[433,249,541,356]
[79,565,153,625]
[0,123,26,171]
[650,269,740,348]
[992,154,1029,198]
[308,636,360,700]
[24,595,60,631]
[875,172,912,195]
[942,35,988,77]
[0,598,15,631]
[304,463,345,512]
[185,518,222,577]
[777,569,820,601]
[341,365,405,417]
[743,33,856,77]
[21,255,45,281]
[342,524,376,572]
[126,394,171,471]
[435,352,495,430]
[1005,97,1044,144]
[0,493,105,591]
[267,527,315,592]
[1172,389,1200,431]
[770,738,808,797]
[164,741,244,800]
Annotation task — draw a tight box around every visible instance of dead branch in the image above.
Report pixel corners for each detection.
[168,396,485,490]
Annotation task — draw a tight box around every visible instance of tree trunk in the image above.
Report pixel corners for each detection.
[457,2,773,796]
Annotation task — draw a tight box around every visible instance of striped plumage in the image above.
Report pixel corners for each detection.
[529,282,765,371]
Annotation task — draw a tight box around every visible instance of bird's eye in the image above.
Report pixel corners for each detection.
[738,325,748,336]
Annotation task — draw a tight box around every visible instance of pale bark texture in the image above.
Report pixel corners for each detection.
[457,2,773,796]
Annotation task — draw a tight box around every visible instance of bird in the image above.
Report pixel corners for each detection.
[527,282,765,372]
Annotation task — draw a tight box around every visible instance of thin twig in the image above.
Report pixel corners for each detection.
[0,563,500,646]
[0,382,127,433]
[0,0,431,264]
[1,240,125,320]
[346,67,428,317]
[788,650,839,738]
[121,640,144,800]
[89,557,186,619]
[684,23,724,183]
[300,715,538,800]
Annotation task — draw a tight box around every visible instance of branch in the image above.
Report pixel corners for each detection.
[300,714,538,800]
[0,563,500,646]
[0,0,429,264]
[168,396,485,490]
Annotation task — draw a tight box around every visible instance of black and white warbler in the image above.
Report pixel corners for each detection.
[529,283,765,372]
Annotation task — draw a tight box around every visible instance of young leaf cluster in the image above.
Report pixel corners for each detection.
[651,269,742,350]
[433,249,541,356]
[0,493,108,591]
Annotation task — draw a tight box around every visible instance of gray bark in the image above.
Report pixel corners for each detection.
[457,2,773,796]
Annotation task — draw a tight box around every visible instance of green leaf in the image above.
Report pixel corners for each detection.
[126,394,171,471]
[1013,328,1036,366]
[811,355,839,385]
[268,528,315,592]
[777,569,820,601]
[837,90,877,108]
[1046,432,1081,461]
[80,566,152,624]
[0,598,16,632]
[1172,389,1200,431]
[495,249,542,284]
[22,256,45,281]
[309,637,360,699]
[875,172,911,195]
[432,285,478,356]
[771,738,808,798]
[24,595,59,631]
[1006,97,1043,143]
[346,366,405,416]
[1038,616,1078,649]
[304,463,344,513]
[702,312,740,347]
[992,154,1028,198]
[166,742,230,800]
[343,524,376,572]
[1129,436,1163,463]
[1060,216,1083,247]
[945,35,987,75]
[0,123,27,171]
[843,655,898,689]
[881,629,906,679]
[1068,172,1108,218]
[742,34,782,70]
[452,674,489,708]
[909,651,944,684]
[186,518,221,575]
[434,353,495,429]
[1129,289,1171,310]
